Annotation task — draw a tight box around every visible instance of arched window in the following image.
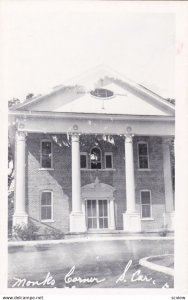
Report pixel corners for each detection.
[90,147,102,169]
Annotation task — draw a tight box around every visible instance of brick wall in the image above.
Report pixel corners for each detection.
[26,133,167,232]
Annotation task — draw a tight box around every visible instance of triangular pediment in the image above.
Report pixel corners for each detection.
[11,65,175,117]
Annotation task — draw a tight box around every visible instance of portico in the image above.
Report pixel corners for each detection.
[11,111,174,233]
[9,67,175,234]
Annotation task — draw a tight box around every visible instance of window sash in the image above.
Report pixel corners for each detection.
[138,143,149,169]
[41,141,52,168]
[41,191,53,221]
[105,153,113,169]
[90,147,102,169]
[80,153,88,169]
[141,191,151,218]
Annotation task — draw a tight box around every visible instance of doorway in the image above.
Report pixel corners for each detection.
[86,199,109,229]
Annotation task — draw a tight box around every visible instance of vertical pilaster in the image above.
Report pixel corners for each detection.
[163,139,174,230]
[13,131,28,227]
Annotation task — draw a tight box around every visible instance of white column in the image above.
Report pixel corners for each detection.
[109,198,115,230]
[123,134,141,232]
[13,131,28,227]
[163,139,174,230]
[69,133,86,232]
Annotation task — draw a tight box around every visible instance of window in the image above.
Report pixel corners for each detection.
[41,140,52,168]
[90,88,114,99]
[104,152,113,169]
[140,190,151,219]
[41,191,53,221]
[86,199,108,229]
[80,152,88,169]
[138,142,149,169]
[90,147,102,169]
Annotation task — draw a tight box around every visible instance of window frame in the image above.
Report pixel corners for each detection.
[140,190,152,219]
[40,190,54,222]
[40,139,53,169]
[104,152,113,169]
[80,152,88,169]
[137,141,150,170]
[90,146,102,169]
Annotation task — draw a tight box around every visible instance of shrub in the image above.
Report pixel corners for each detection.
[13,222,39,241]
[43,227,64,240]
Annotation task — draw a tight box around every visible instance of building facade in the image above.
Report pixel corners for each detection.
[9,67,175,234]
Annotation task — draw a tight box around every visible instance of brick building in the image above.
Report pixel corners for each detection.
[9,67,175,234]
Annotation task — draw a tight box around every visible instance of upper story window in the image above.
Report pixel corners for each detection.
[80,152,88,169]
[41,190,53,221]
[90,147,102,169]
[40,140,52,169]
[104,152,113,169]
[140,190,151,219]
[138,142,149,169]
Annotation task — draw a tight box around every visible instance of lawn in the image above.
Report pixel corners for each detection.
[8,239,174,289]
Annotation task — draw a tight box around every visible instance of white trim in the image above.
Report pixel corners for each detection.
[80,152,88,169]
[104,152,113,169]
[137,141,150,169]
[140,190,152,219]
[81,168,116,171]
[90,146,102,169]
[137,168,151,171]
[9,110,175,121]
[40,190,54,222]
[40,139,53,169]
[38,168,55,171]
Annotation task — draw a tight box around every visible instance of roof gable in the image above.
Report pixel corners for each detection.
[11,65,175,116]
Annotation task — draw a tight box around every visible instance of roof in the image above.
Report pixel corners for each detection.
[9,65,175,117]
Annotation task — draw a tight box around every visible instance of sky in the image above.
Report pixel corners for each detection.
[1,1,176,102]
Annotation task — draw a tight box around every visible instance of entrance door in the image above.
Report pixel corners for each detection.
[86,199,108,229]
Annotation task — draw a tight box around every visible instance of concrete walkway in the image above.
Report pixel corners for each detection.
[8,235,174,247]
[139,254,174,276]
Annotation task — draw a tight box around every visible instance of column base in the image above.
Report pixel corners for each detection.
[164,212,174,231]
[123,212,141,232]
[13,212,28,228]
[69,212,86,233]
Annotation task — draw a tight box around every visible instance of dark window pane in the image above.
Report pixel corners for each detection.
[41,207,52,220]
[91,162,101,169]
[103,218,108,228]
[139,157,148,169]
[41,192,51,205]
[91,147,101,169]
[42,156,51,168]
[93,218,97,228]
[99,218,103,228]
[41,142,52,168]
[87,201,92,217]
[88,218,92,229]
[46,207,51,219]
[91,200,97,217]
[139,144,148,155]
[103,201,108,216]
[98,200,103,217]
[142,205,151,218]
[105,155,112,168]
[141,191,150,204]
[42,142,51,154]
[80,155,87,168]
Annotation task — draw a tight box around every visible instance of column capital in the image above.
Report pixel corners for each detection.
[124,133,134,143]
[16,131,27,141]
[70,132,81,142]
